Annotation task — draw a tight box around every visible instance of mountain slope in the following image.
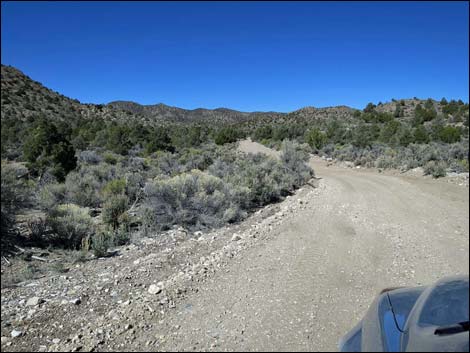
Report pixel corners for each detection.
[1,65,285,125]
[107,100,277,124]
[2,64,467,129]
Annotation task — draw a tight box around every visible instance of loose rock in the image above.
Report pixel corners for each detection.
[148,284,162,295]
[231,234,242,242]
[11,330,23,338]
[26,297,43,307]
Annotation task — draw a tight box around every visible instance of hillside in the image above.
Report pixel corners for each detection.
[107,101,281,124]
[1,65,284,126]
[5,64,466,130]
[0,65,136,125]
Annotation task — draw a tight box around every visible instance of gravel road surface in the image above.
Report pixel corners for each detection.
[157,140,469,351]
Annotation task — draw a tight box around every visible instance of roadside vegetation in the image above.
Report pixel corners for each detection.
[248,98,469,176]
[1,64,468,265]
[1,115,313,258]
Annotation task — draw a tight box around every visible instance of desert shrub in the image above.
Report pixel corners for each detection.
[447,139,468,160]
[448,159,469,173]
[178,148,214,172]
[27,217,48,243]
[319,143,336,157]
[65,170,102,207]
[1,162,33,245]
[152,151,183,176]
[37,182,67,210]
[126,156,147,171]
[78,150,102,165]
[102,194,129,229]
[91,232,111,257]
[379,120,401,144]
[102,178,126,199]
[103,151,120,165]
[323,139,469,174]
[209,145,311,207]
[305,128,327,151]
[124,172,145,202]
[438,126,462,143]
[423,161,447,178]
[1,162,33,213]
[233,156,289,205]
[141,170,245,231]
[280,140,314,187]
[414,103,437,125]
[375,155,396,169]
[62,162,120,207]
[112,224,131,246]
[47,204,94,249]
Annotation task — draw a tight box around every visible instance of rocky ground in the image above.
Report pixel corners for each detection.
[1,141,468,352]
[1,179,321,352]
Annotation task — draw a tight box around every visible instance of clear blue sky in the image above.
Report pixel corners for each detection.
[2,1,469,112]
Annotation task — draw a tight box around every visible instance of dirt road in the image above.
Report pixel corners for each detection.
[156,140,469,351]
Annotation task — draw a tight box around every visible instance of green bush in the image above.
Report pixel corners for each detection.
[103,152,119,165]
[37,182,67,210]
[208,142,313,207]
[61,162,121,207]
[414,103,437,125]
[47,204,94,249]
[112,225,131,246]
[102,194,129,229]
[363,102,376,113]
[305,128,327,151]
[105,125,132,155]
[65,170,101,207]
[1,162,33,244]
[141,170,246,231]
[280,140,314,188]
[144,128,174,154]
[91,232,111,257]
[23,119,77,181]
[214,127,240,145]
[438,126,462,143]
[413,125,430,144]
[253,125,273,141]
[1,162,32,213]
[102,178,126,199]
[423,161,447,178]
[225,156,291,205]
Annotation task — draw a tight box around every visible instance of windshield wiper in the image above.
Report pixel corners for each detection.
[434,321,470,335]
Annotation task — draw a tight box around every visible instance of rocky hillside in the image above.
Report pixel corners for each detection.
[2,64,467,134]
[289,105,358,122]
[1,65,138,125]
[107,101,278,124]
[2,64,449,127]
[375,98,441,117]
[1,65,284,126]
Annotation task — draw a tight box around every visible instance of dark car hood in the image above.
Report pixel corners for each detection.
[340,275,469,352]
[398,275,469,352]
